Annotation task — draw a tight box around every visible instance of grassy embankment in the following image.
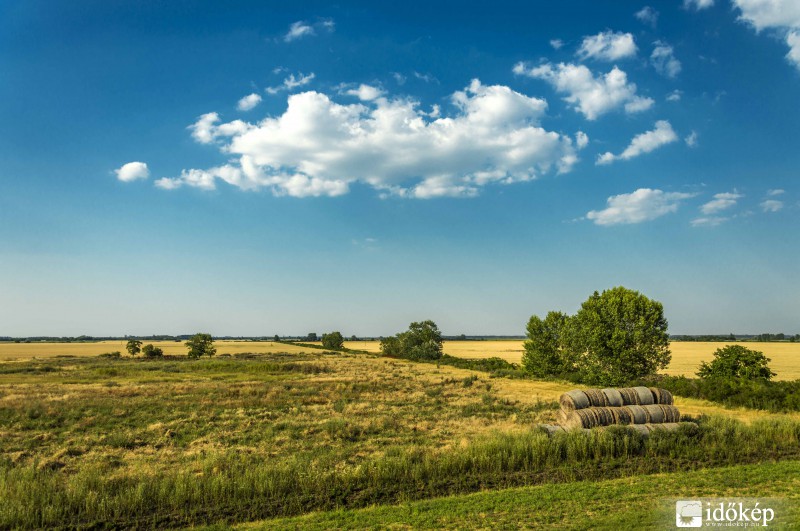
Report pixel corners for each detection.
[2,351,800,528]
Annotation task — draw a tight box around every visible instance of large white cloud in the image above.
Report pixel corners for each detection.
[733,0,800,70]
[514,62,653,120]
[651,41,682,78]
[587,188,696,225]
[158,80,583,198]
[597,120,678,165]
[700,191,743,214]
[114,161,150,182]
[577,31,637,61]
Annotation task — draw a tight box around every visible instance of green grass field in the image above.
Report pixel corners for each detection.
[1,349,798,528]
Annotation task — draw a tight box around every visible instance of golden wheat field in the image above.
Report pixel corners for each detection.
[1,339,798,380]
[345,340,800,381]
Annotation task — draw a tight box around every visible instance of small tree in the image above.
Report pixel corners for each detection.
[697,345,775,381]
[273,334,280,342]
[307,332,318,342]
[126,339,142,356]
[522,311,570,377]
[381,320,443,361]
[142,344,164,358]
[321,331,345,350]
[185,333,216,359]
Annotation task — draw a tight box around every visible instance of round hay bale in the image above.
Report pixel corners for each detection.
[627,424,650,437]
[625,405,648,424]
[633,386,654,405]
[602,388,623,407]
[582,408,600,428]
[611,407,632,425]
[658,388,674,405]
[660,405,681,423]
[642,404,665,423]
[559,411,582,430]
[584,389,607,407]
[649,387,662,404]
[539,424,565,436]
[595,407,614,426]
[647,422,681,432]
[619,388,638,405]
[559,390,589,411]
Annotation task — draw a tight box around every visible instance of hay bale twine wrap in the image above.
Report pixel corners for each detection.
[559,390,590,411]
[611,407,632,425]
[649,387,662,404]
[658,388,674,405]
[596,407,615,426]
[633,386,654,405]
[585,389,607,407]
[602,388,623,407]
[625,405,648,424]
[642,404,665,423]
[659,405,681,423]
[619,388,638,405]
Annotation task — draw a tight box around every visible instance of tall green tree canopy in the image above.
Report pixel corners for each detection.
[522,311,569,377]
[185,333,216,359]
[570,287,670,385]
[380,320,443,361]
[126,339,142,356]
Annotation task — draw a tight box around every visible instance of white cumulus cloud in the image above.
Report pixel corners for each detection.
[343,84,385,101]
[237,93,262,111]
[701,191,743,214]
[587,188,696,226]
[514,62,653,120]
[651,41,682,78]
[596,120,678,165]
[115,161,150,182]
[577,31,637,61]
[159,80,582,199]
[734,0,800,70]
[550,39,564,50]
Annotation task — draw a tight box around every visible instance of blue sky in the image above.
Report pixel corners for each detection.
[1,0,798,337]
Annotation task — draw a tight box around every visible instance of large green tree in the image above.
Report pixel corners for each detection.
[522,311,570,377]
[568,287,670,385]
[321,331,345,350]
[380,320,443,361]
[185,333,216,359]
[125,339,142,356]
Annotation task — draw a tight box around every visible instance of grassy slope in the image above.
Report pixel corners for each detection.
[242,460,800,530]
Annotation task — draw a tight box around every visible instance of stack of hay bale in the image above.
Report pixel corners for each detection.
[548,386,694,435]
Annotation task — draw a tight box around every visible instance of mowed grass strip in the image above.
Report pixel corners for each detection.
[243,460,800,530]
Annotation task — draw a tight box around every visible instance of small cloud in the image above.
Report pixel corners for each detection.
[596,120,677,165]
[667,89,682,102]
[413,72,439,84]
[575,131,589,149]
[691,216,727,227]
[635,6,659,27]
[115,161,150,182]
[701,191,743,215]
[760,199,784,212]
[577,31,637,62]
[344,84,385,101]
[237,93,262,111]
[587,188,696,226]
[550,39,564,50]
[651,41,681,78]
[684,0,714,10]
[685,131,698,147]
[767,189,785,196]
[266,72,316,95]
[392,72,406,85]
[284,21,315,42]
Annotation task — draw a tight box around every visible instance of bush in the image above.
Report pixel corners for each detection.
[321,331,344,350]
[522,311,569,377]
[142,344,163,358]
[697,345,775,381]
[380,320,443,361]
